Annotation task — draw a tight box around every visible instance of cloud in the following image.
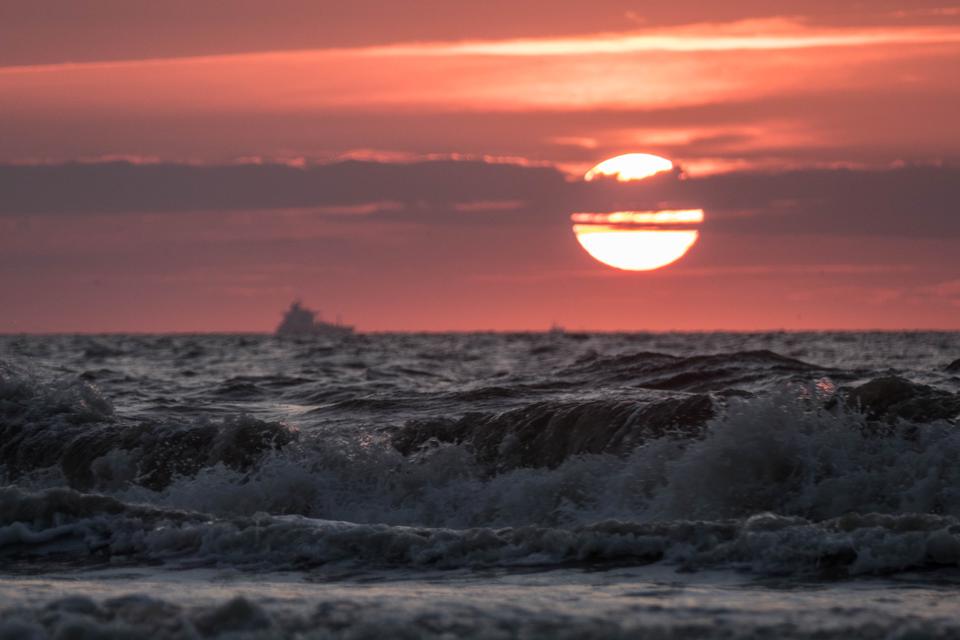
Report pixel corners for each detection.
[2,159,959,239]
[4,1,957,67]
[658,165,960,237]
[0,160,566,216]
[368,20,960,57]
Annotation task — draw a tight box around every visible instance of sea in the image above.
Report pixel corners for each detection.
[2,331,960,639]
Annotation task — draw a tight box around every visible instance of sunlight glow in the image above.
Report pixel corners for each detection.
[573,226,700,271]
[371,21,960,57]
[6,20,960,77]
[570,210,704,225]
[584,154,674,182]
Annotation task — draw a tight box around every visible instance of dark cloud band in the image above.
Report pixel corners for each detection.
[2,160,957,238]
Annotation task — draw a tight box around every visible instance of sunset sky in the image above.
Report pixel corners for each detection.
[2,1,959,332]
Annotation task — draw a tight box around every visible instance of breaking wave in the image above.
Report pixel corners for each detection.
[2,334,960,581]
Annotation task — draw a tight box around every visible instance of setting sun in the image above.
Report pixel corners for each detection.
[572,226,699,271]
[575,154,703,271]
[572,209,703,271]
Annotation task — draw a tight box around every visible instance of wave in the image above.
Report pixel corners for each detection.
[560,349,844,392]
[4,589,959,640]
[393,395,714,470]
[108,386,956,529]
[4,356,960,529]
[3,486,960,579]
[842,375,960,423]
[0,362,297,491]
[0,379,959,585]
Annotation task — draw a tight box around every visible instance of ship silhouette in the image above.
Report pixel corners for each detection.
[275,300,354,336]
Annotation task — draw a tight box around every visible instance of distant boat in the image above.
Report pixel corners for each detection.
[275,301,354,336]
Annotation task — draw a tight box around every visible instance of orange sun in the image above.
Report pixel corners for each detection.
[574,154,703,271]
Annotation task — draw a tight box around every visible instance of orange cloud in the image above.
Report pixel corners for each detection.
[1,17,958,172]
[365,19,960,56]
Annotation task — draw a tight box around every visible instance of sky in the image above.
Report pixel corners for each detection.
[1,1,959,332]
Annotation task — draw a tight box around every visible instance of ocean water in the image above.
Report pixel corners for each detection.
[2,332,960,638]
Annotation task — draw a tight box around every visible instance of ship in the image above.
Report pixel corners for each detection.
[275,300,354,336]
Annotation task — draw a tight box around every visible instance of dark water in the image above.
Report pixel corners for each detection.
[2,332,960,638]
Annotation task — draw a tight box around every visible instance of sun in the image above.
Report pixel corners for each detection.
[583,153,674,182]
[574,154,703,271]
[573,222,700,271]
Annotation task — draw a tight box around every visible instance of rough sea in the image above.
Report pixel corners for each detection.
[2,332,960,639]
